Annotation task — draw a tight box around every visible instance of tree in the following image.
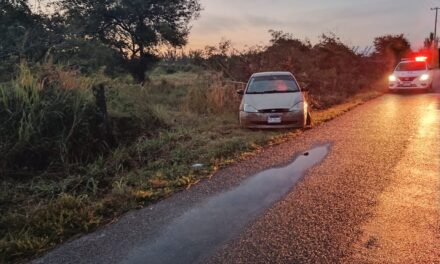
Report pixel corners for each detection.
[373,34,411,69]
[424,32,435,49]
[0,0,53,79]
[60,0,202,82]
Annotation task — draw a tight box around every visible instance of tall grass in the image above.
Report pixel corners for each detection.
[0,64,167,262]
[183,73,241,115]
[0,63,101,173]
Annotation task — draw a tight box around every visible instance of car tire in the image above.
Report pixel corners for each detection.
[305,112,312,129]
[239,116,245,129]
[427,84,434,93]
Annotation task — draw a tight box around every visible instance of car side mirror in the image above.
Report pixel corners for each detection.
[237,89,244,95]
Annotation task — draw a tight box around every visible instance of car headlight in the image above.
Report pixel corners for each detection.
[290,102,304,112]
[420,74,430,81]
[389,75,397,82]
[243,104,259,113]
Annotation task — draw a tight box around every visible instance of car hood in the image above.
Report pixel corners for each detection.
[243,92,303,110]
[394,70,429,77]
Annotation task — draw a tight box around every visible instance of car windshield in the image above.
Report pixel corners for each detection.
[396,62,427,71]
[246,75,300,94]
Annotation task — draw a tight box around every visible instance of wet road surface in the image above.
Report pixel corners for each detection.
[122,144,330,264]
[33,85,440,263]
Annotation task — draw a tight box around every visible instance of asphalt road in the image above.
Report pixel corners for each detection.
[33,80,440,264]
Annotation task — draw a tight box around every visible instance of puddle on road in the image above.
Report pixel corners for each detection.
[122,143,331,264]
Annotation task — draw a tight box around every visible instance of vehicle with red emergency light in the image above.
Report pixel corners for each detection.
[388,57,433,92]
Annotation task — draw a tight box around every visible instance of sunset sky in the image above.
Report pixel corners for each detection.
[187,0,440,50]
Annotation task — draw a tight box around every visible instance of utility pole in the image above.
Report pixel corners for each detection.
[431,7,440,40]
[431,8,440,69]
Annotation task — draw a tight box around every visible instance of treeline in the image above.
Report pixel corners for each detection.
[1,0,414,87]
[162,31,412,108]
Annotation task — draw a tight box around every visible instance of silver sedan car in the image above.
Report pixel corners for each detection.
[238,71,311,129]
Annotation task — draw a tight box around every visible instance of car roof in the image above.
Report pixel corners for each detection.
[251,71,293,77]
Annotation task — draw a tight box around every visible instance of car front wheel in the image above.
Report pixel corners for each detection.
[305,111,312,128]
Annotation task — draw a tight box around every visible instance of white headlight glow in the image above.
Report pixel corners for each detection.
[420,74,430,81]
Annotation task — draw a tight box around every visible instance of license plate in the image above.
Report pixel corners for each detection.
[402,82,413,87]
[268,116,282,124]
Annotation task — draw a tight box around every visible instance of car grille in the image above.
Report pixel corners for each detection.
[398,77,417,82]
[252,120,299,125]
[258,109,290,113]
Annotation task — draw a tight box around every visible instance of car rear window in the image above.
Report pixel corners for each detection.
[396,62,427,71]
[246,75,300,94]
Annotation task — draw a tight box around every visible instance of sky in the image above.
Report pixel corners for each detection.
[187,0,440,51]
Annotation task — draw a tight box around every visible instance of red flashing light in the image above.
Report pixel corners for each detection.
[415,56,428,62]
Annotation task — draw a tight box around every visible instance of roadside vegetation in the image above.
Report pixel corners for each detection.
[0,1,412,263]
